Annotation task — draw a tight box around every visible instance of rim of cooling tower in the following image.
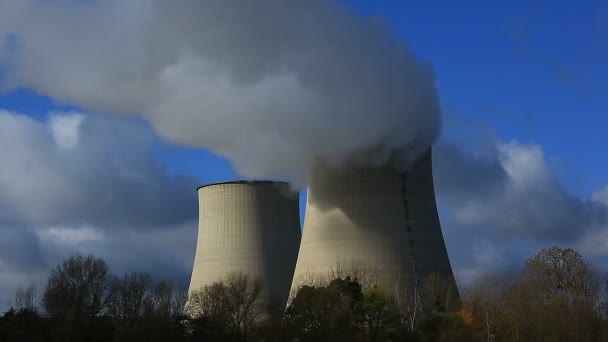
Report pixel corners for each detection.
[196,180,290,191]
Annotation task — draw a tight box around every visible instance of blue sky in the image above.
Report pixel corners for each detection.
[352,1,608,194]
[0,1,606,311]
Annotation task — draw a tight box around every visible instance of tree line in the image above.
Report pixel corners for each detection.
[1,254,188,341]
[2,247,608,341]
[462,246,608,341]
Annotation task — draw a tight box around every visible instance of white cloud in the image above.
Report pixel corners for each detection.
[577,229,608,257]
[591,185,608,206]
[435,140,608,287]
[0,0,441,184]
[0,110,197,228]
[0,109,199,311]
[497,141,553,192]
[40,225,104,245]
[440,141,586,238]
[48,112,85,149]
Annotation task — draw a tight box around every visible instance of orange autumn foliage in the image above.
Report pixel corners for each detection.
[458,307,476,331]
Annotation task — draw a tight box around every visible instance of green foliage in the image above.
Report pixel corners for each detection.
[284,277,408,341]
[363,287,399,341]
[284,276,364,341]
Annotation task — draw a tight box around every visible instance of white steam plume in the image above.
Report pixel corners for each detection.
[0,0,441,183]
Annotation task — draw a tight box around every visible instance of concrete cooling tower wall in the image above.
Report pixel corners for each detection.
[291,150,457,299]
[189,181,301,312]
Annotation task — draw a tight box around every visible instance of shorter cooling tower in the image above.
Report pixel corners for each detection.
[291,150,457,300]
[188,181,301,313]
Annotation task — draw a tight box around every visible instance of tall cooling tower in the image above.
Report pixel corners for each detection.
[291,149,456,296]
[189,181,301,312]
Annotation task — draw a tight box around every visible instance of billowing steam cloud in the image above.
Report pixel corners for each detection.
[0,0,441,183]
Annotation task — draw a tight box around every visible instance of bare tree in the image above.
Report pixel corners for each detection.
[224,272,268,340]
[187,272,268,340]
[327,259,382,290]
[143,279,187,320]
[599,272,608,319]
[152,280,174,318]
[392,272,421,334]
[13,283,37,313]
[462,254,605,342]
[463,272,509,342]
[421,272,456,313]
[290,259,382,302]
[523,246,602,306]
[42,254,110,325]
[107,272,152,328]
[171,285,189,318]
[522,246,604,340]
[186,281,230,322]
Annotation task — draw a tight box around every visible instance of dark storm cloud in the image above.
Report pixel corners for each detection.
[0,226,42,270]
[433,143,508,202]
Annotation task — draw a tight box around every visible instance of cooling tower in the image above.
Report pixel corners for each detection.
[188,181,301,314]
[291,149,457,299]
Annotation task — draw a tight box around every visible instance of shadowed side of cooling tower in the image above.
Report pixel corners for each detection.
[291,149,457,305]
[188,181,301,315]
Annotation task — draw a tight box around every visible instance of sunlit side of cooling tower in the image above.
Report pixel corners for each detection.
[189,181,301,312]
[291,149,456,294]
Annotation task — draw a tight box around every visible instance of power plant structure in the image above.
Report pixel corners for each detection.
[290,149,457,301]
[188,181,301,314]
[188,149,458,315]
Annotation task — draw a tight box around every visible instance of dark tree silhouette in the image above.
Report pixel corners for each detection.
[187,271,268,341]
[41,254,112,340]
[285,277,365,341]
[13,283,37,313]
[42,254,110,323]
